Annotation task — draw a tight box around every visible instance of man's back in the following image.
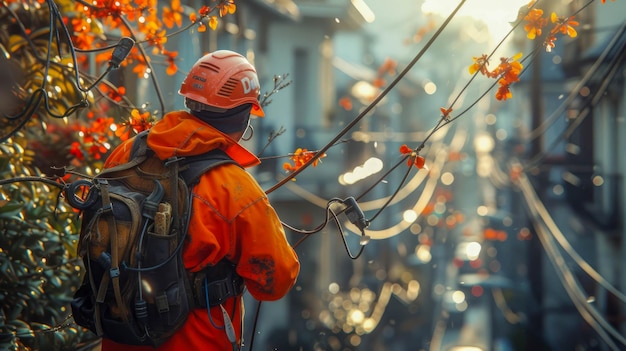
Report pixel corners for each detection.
[100,110,299,350]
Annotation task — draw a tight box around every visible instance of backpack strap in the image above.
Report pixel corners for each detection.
[126,133,243,309]
[178,149,238,186]
[84,130,154,333]
[96,131,151,177]
[129,130,150,159]
[176,150,246,309]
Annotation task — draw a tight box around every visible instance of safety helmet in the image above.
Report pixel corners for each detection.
[179,50,264,117]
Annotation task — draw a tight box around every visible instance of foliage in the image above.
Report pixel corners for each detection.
[0,134,87,350]
[1,0,236,162]
[0,0,238,349]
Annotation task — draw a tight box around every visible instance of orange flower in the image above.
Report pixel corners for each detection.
[283,148,326,173]
[377,58,397,76]
[495,83,513,101]
[413,155,426,169]
[132,55,149,78]
[497,58,522,84]
[469,54,490,76]
[70,141,85,161]
[372,77,386,88]
[163,50,178,75]
[539,13,578,52]
[523,8,548,40]
[208,16,218,30]
[440,107,453,119]
[218,1,237,17]
[545,34,557,52]
[129,109,153,133]
[550,12,578,38]
[100,84,126,102]
[163,0,183,28]
[399,144,413,155]
[199,5,211,17]
[492,54,523,101]
[399,144,426,169]
[115,109,153,141]
[339,97,353,111]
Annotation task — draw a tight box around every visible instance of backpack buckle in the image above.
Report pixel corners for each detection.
[191,265,244,308]
[109,267,120,278]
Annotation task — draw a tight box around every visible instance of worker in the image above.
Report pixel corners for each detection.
[99,50,300,350]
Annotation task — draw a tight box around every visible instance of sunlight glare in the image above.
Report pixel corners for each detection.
[403,209,418,223]
[421,0,529,39]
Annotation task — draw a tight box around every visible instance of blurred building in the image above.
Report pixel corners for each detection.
[511,0,626,349]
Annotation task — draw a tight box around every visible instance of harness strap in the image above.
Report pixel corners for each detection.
[191,263,244,308]
[85,237,104,336]
[98,180,130,326]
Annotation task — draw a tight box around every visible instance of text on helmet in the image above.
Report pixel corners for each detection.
[241,77,259,94]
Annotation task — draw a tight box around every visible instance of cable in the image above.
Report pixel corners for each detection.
[263,0,469,195]
[285,197,370,254]
[524,22,626,142]
[514,167,626,303]
[328,207,367,260]
[533,220,621,350]
[363,161,413,224]
[117,15,166,116]
[517,170,626,349]
[524,37,626,169]
[2,0,137,142]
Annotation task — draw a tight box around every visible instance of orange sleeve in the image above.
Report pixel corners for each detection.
[183,165,300,301]
[231,193,300,301]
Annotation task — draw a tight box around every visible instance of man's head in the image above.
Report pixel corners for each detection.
[179,50,264,139]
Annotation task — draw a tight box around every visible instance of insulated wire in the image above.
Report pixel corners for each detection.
[524,22,626,142]
[118,16,166,116]
[515,168,626,303]
[275,8,475,239]
[344,144,450,240]
[532,218,621,351]
[524,27,626,169]
[517,171,626,349]
[281,121,467,240]
[263,0,469,195]
[562,45,626,140]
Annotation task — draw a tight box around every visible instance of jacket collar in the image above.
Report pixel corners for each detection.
[146,110,261,168]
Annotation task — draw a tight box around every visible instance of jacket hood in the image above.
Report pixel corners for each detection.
[147,110,260,168]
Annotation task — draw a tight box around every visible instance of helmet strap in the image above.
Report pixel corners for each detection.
[241,125,254,141]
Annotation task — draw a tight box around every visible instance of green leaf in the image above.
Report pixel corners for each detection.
[0,201,23,218]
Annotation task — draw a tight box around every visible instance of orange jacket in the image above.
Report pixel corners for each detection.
[101,111,300,350]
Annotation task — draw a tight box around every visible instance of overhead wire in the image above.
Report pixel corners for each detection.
[523,22,626,142]
[250,3,471,350]
[524,24,626,169]
[517,169,626,349]
[271,0,472,242]
[279,94,470,243]
[263,0,469,195]
[346,141,453,240]
[278,66,471,239]
[514,166,626,303]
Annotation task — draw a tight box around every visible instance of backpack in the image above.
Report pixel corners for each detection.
[66,130,239,347]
